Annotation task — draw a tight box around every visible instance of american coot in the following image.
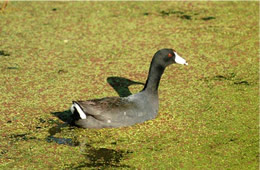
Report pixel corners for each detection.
[70,48,188,128]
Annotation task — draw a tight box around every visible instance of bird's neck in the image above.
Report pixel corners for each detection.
[142,61,165,94]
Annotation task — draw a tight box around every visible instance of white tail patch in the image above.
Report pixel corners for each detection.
[72,103,87,119]
[70,105,75,113]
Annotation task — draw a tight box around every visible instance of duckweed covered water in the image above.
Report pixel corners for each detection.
[0,1,258,169]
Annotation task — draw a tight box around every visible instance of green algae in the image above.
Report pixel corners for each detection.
[0,1,258,169]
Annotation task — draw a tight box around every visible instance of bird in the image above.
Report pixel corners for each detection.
[70,48,188,128]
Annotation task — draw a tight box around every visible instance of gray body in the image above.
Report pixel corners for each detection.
[72,91,158,128]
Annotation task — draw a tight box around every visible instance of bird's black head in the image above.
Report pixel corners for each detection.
[153,48,188,68]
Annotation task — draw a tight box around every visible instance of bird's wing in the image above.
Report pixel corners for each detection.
[74,97,135,118]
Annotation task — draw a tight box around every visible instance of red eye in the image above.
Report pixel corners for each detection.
[168,53,173,57]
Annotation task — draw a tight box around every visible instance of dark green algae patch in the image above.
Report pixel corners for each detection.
[0,1,259,169]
